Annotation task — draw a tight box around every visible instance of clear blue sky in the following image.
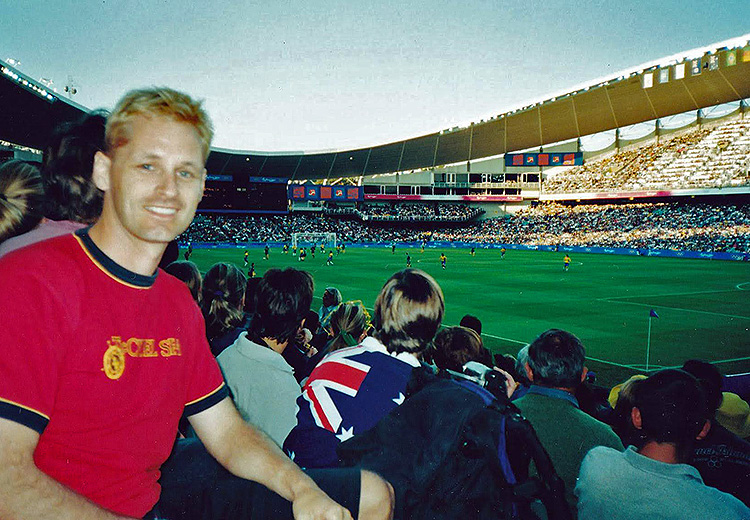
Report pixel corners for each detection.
[2,1,748,152]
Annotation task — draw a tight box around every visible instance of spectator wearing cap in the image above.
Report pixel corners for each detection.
[514,329,623,516]
[575,369,749,519]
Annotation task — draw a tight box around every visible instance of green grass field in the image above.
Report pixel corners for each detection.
[185,245,750,388]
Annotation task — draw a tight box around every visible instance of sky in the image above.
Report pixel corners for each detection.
[1,1,748,153]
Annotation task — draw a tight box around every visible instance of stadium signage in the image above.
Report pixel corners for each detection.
[290,184,363,201]
[505,152,583,167]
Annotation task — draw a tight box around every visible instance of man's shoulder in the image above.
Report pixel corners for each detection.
[0,233,83,280]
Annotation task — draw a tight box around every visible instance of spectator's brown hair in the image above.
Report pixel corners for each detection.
[433,326,485,372]
[0,160,43,242]
[42,111,106,223]
[164,260,202,304]
[374,269,444,355]
[201,262,246,342]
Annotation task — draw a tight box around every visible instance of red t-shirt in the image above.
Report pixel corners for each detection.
[0,230,227,517]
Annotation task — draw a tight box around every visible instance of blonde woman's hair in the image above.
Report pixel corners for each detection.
[0,160,44,242]
[327,301,371,352]
[106,87,214,161]
[374,268,444,355]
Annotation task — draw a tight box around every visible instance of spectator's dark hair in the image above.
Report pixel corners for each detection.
[0,160,44,242]
[248,268,314,344]
[201,262,247,342]
[632,369,708,456]
[433,326,485,372]
[494,353,521,382]
[164,261,202,303]
[373,268,444,355]
[243,277,261,315]
[459,314,482,335]
[303,310,320,335]
[526,329,586,388]
[42,111,107,223]
[681,360,723,416]
[322,287,342,308]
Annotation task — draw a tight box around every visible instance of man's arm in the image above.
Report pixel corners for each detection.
[0,418,134,520]
[189,397,352,520]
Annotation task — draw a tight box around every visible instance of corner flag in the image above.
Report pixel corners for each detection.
[649,309,659,319]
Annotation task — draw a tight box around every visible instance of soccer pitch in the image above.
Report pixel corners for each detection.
[185,245,750,388]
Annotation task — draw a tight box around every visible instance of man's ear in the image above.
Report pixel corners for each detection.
[631,406,643,430]
[200,167,207,195]
[92,151,112,192]
[524,362,534,382]
[696,419,711,440]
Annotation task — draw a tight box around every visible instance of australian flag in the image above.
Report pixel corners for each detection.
[283,336,419,468]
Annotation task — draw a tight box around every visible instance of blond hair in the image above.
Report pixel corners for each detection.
[106,87,213,161]
[374,268,444,355]
[0,160,44,242]
[327,301,371,352]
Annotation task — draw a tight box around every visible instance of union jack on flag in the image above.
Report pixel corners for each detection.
[284,337,418,468]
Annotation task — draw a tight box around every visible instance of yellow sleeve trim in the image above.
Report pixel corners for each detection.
[0,396,50,420]
[185,382,226,407]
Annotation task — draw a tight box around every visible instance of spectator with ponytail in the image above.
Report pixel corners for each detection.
[326,300,372,353]
[0,160,44,245]
[201,262,247,356]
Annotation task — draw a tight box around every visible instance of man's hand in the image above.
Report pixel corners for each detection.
[291,485,353,520]
[190,398,353,518]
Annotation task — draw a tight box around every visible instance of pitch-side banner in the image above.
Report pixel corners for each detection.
[505,152,583,167]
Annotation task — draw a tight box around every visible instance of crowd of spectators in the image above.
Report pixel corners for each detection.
[543,119,749,194]
[444,202,750,254]
[179,201,750,254]
[355,202,483,221]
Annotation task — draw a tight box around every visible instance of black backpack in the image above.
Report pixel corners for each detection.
[337,366,571,520]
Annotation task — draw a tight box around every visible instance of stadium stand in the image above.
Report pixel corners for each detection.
[180,201,750,254]
[543,118,750,194]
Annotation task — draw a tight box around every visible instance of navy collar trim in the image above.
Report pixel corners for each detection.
[75,228,157,288]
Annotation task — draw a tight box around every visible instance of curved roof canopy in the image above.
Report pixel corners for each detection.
[2,37,748,179]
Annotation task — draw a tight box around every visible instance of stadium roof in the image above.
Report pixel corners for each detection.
[1,35,749,179]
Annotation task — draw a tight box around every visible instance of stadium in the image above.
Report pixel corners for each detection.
[2,35,748,385]
[1,20,749,519]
